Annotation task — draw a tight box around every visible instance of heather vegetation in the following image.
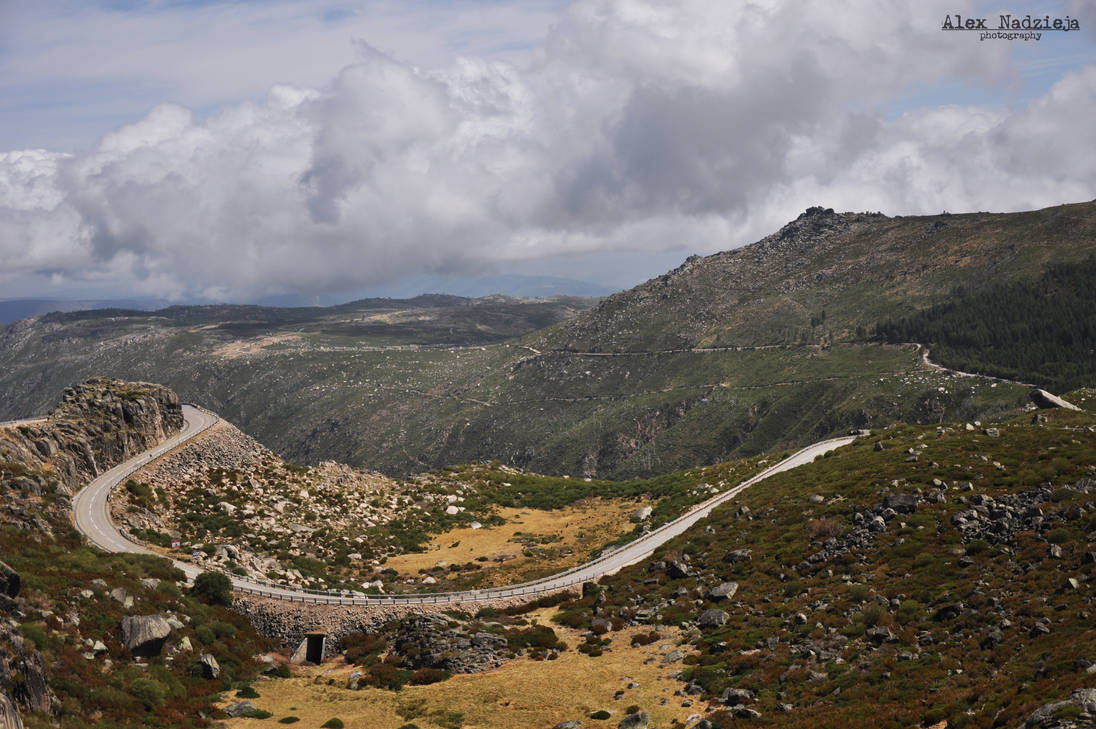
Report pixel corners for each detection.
[546,406,1096,728]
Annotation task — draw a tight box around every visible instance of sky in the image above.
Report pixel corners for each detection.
[1,0,1095,303]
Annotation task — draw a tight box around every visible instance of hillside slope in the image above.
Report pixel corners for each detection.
[0,202,1092,478]
[0,380,271,729]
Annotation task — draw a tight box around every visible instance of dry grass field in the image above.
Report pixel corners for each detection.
[384,500,646,587]
[222,612,696,729]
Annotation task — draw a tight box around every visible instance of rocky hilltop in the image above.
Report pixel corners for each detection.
[546,202,1096,352]
[0,378,181,533]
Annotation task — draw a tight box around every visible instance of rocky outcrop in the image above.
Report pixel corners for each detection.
[0,563,18,600]
[0,379,182,533]
[197,653,220,679]
[1031,388,1081,411]
[0,625,53,720]
[119,615,173,657]
[0,692,22,729]
[391,614,509,674]
[1022,688,1096,728]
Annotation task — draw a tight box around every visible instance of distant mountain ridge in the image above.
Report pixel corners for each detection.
[0,201,1092,479]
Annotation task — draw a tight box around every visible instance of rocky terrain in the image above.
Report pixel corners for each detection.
[0,379,272,729]
[0,378,181,534]
[111,414,768,594]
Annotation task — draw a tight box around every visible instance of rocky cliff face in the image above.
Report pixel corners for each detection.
[0,378,181,533]
[0,378,183,725]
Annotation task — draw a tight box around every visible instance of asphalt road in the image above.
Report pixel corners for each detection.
[71,405,857,605]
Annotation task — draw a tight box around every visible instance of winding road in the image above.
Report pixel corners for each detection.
[65,404,857,605]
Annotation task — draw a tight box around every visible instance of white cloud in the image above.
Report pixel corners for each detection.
[1,0,1093,300]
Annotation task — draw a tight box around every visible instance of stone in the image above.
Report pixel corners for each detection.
[0,693,24,729]
[707,582,739,601]
[109,587,133,608]
[883,493,919,514]
[808,494,825,504]
[1023,688,1096,727]
[721,687,755,704]
[445,505,460,515]
[347,670,364,689]
[733,706,761,719]
[196,653,220,679]
[866,626,898,644]
[223,701,257,718]
[618,712,650,729]
[632,506,653,522]
[983,428,1000,437]
[119,614,173,657]
[723,549,752,564]
[666,561,691,579]
[1030,389,1081,411]
[698,609,729,628]
[555,722,582,729]
[0,561,19,598]
[591,617,613,634]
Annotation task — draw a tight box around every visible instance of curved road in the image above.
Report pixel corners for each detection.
[72,405,857,605]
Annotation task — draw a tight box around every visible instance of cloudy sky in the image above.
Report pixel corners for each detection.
[1,0,1094,303]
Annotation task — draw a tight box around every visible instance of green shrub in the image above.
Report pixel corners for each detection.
[966,539,990,555]
[191,571,233,605]
[243,709,273,719]
[897,599,922,624]
[17,623,47,650]
[590,710,612,720]
[322,720,345,729]
[1047,528,1071,544]
[129,677,165,710]
[195,625,216,645]
[236,686,260,699]
[278,717,300,724]
[270,664,292,678]
[210,620,237,639]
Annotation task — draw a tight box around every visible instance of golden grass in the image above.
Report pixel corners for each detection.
[383,501,644,586]
[222,615,697,729]
[212,334,302,359]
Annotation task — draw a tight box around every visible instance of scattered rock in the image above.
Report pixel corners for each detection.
[0,562,19,599]
[882,493,919,514]
[197,653,220,679]
[698,609,729,628]
[723,549,752,564]
[1030,389,1081,411]
[618,712,650,729]
[1023,688,1096,727]
[223,701,257,718]
[632,507,653,522]
[707,582,739,601]
[119,614,173,657]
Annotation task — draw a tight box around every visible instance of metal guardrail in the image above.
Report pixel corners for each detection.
[77,403,858,607]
